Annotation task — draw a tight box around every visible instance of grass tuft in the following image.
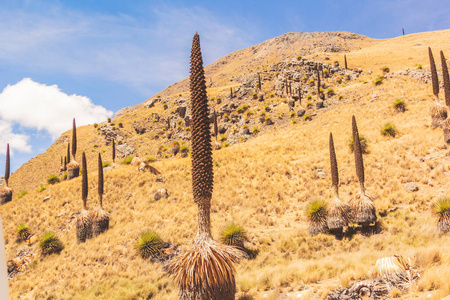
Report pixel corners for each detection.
[348,134,368,153]
[16,223,30,241]
[381,122,397,137]
[135,230,163,259]
[220,222,248,249]
[39,231,63,255]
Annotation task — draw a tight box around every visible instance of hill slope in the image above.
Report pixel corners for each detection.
[1,30,450,299]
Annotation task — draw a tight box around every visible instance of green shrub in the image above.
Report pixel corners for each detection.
[381,122,397,137]
[382,66,390,73]
[264,105,270,112]
[307,94,312,100]
[269,93,274,98]
[251,127,259,133]
[305,199,328,222]
[306,101,312,108]
[219,134,227,142]
[338,95,343,100]
[222,141,230,147]
[62,172,68,180]
[393,99,406,112]
[47,174,60,185]
[38,184,47,192]
[296,55,302,61]
[220,222,248,248]
[39,231,63,255]
[102,161,111,168]
[118,122,123,128]
[326,88,335,97]
[303,114,312,121]
[146,157,156,163]
[122,155,134,165]
[374,75,383,86]
[135,230,163,259]
[252,92,257,99]
[16,223,30,241]
[107,117,111,123]
[349,134,369,153]
[290,111,295,118]
[180,145,190,153]
[93,123,98,128]
[17,190,28,199]
[416,64,422,70]
[290,119,297,124]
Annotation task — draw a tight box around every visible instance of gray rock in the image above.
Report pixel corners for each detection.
[297,109,306,117]
[43,196,50,202]
[116,144,135,158]
[316,100,324,109]
[243,128,251,135]
[154,189,169,201]
[404,182,419,192]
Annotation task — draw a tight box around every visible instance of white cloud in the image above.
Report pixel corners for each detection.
[0,120,31,155]
[0,78,113,139]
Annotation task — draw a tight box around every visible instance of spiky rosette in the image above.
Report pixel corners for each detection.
[76,209,93,243]
[442,118,450,144]
[305,199,329,235]
[430,104,448,129]
[165,239,246,300]
[441,51,450,107]
[67,161,79,180]
[429,47,440,101]
[433,197,450,234]
[190,33,213,204]
[0,186,12,205]
[91,208,110,237]
[373,255,419,285]
[327,199,352,230]
[350,193,377,225]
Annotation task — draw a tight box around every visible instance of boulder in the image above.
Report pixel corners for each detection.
[130,157,142,167]
[404,182,419,192]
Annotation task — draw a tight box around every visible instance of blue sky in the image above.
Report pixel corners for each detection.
[0,0,449,172]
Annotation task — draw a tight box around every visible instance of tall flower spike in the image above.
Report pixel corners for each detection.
[112,139,116,163]
[213,109,218,142]
[5,144,9,187]
[429,47,440,102]
[441,51,450,107]
[352,115,364,189]
[190,32,213,206]
[329,133,339,189]
[81,152,88,209]
[72,118,77,161]
[98,153,104,208]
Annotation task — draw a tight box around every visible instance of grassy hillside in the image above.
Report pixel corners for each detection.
[2,30,450,299]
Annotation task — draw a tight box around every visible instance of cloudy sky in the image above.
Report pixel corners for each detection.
[0,0,449,171]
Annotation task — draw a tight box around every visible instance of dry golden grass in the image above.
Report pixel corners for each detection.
[2,30,450,299]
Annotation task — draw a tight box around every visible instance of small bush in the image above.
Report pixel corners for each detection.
[102,161,111,168]
[39,231,63,255]
[222,141,230,147]
[251,127,259,133]
[17,190,28,199]
[264,105,271,112]
[348,134,368,153]
[374,75,383,86]
[146,157,156,163]
[180,145,190,153]
[16,223,30,241]
[62,172,68,180]
[306,101,312,108]
[290,119,297,124]
[38,184,47,192]
[290,111,295,118]
[252,92,257,99]
[122,156,134,165]
[296,55,302,61]
[338,95,343,100]
[135,230,163,259]
[219,134,227,142]
[303,114,312,121]
[393,99,406,112]
[118,122,123,128]
[326,88,335,97]
[47,174,60,185]
[416,64,422,70]
[220,222,248,248]
[107,117,111,123]
[381,122,397,137]
[307,94,312,100]
[382,66,390,73]
[305,199,328,222]
[93,123,98,128]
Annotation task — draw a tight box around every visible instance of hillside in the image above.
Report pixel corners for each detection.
[1,30,450,299]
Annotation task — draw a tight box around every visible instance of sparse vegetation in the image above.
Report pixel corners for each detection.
[220,222,248,249]
[135,230,163,259]
[381,122,397,137]
[305,199,328,235]
[433,197,450,234]
[374,75,383,85]
[16,223,30,241]
[17,190,28,199]
[348,134,368,153]
[39,231,63,255]
[122,155,134,165]
[47,174,60,185]
[38,184,47,192]
[393,99,406,112]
